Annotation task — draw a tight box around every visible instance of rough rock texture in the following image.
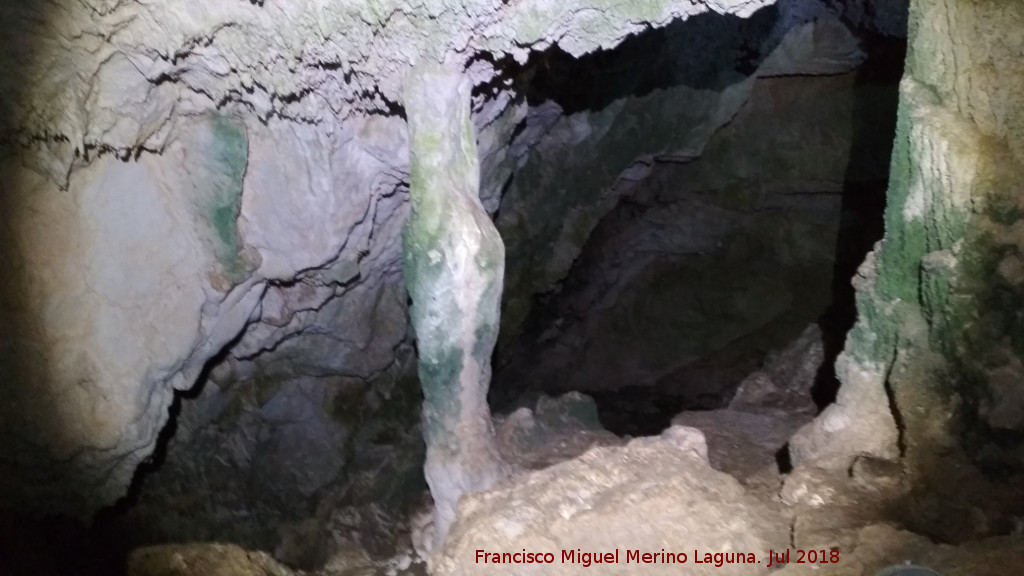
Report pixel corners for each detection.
[672,325,824,481]
[774,523,1024,576]
[495,392,624,470]
[0,0,774,518]
[114,116,425,565]
[402,63,509,549]
[0,115,267,515]
[781,463,909,553]
[786,0,1024,545]
[123,354,427,567]
[790,0,1024,506]
[729,324,824,416]
[494,9,871,346]
[128,543,294,576]
[0,0,773,160]
[434,426,789,576]
[494,64,897,408]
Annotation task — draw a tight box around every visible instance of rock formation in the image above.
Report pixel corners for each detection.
[402,62,508,549]
[2,0,1024,575]
[790,0,1024,533]
[0,0,774,522]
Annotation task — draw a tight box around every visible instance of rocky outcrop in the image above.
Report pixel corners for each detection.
[9,1,1024,576]
[493,9,871,346]
[495,392,624,470]
[434,426,789,576]
[789,0,1024,542]
[128,543,294,576]
[0,115,267,515]
[673,325,824,482]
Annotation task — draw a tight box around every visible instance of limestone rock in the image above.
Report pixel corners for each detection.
[434,427,788,575]
[0,0,773,157]
[789,352,899,469]
[759,16,866,77]
[127,543,294,576]
[0,0,774,519]
[494,69,894,400]
[671,325,825,481]
[729,324,824,416]
[0,115,266,515]
[495,392,624,470]
[403,63,509,549]
[494,8,869,347]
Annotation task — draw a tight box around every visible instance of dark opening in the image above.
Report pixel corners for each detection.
[491,8,906,438]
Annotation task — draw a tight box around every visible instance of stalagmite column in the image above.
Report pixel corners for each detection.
[402,62,508,548]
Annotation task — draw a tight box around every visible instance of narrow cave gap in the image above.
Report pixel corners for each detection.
[519,8,781,112]
[489,6,906,440]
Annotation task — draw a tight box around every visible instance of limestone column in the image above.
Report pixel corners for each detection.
[402,62,508,548]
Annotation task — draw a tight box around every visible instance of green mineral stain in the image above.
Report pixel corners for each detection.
[417,344,465,447]
[212,205,239,250]
[202,114,252,284]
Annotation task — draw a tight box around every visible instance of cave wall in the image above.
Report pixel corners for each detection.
[791,0,1024,512]
[494,70,899,405]
[493,9,873,345]
[0,0,781,520]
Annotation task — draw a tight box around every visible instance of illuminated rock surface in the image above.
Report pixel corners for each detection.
[2,0,1024,575]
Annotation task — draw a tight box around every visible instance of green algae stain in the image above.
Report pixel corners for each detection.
[201,114,253,287]
[874,105,925,306]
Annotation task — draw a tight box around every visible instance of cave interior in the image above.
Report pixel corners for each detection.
[2,0,1024,575]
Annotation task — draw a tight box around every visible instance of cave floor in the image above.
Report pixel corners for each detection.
[121,325,1024,576]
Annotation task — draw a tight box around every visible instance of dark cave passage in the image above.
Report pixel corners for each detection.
[491,7,906,438]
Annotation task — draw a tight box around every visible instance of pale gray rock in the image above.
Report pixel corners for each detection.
[789,351,900,469]
[0,0,774,172]
[122,270,418,554]
[434,427,788,576]
[240,116,409,282]
[0,119,265,515]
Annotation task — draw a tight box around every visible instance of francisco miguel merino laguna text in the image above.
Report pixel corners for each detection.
[475,548,758,567]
